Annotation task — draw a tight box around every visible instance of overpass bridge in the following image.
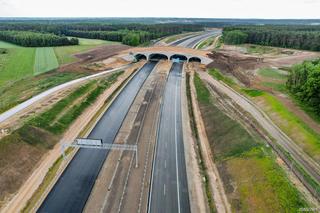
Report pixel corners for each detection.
[120,46,213,65]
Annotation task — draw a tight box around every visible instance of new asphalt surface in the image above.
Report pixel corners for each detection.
[38,62,157,213]
[149,62,190,213]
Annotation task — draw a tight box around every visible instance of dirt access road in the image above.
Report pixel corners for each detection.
[197,71,320,192]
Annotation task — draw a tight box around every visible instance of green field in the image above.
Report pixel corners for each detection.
[0,47,35,87]
[193,73,309,212]
[258,68,288,80]
[0,72,86,114]
[0,37,119,113]
[0,41,19,48]
[0,37,117,87]
[34,47,59,75]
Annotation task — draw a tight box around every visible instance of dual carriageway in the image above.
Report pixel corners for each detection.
[37,31,217,213]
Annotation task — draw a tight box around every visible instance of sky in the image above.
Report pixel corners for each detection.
[0,0,320,19]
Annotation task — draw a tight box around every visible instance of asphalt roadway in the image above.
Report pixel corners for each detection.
[149,62,190,213]
[37,62,157,213]
[171,30,221,48]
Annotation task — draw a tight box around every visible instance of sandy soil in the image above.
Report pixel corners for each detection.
[58,44,130,73]
[208,44,320,136]
[181,63,209,213]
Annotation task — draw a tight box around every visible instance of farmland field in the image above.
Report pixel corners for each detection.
[54,38,119,65]
[0,47,35,87]
[34,47,59,75]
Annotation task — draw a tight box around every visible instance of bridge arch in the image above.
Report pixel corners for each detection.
[170,54,188,62]
[188,57,201,63]
[149,53,168,61]
[134,54,147,61]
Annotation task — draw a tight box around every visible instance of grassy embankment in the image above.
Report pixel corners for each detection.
[243,68,320,161]
[0,71,123,209]
[209,68,320,161]
[186,73,216,212]
[209,67,320,196]
[22,69,128,212]
[0,38,117,114]
[197,36,215,49]
[193,73,309,212]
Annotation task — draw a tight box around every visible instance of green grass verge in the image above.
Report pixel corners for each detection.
[260,93,320,159]
[194,74,309,211]
[197,36,215,49]
[261,81,287,93]
[30,71,123,135]
[208,68,236,86]
[258,68,287,80]
[0,71,86,114]
[34,47,59,75]
[187,73,216,212]
[241,88,265,97]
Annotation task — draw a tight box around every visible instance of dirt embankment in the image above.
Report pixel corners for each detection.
[0,64,142,212]
[58,44,130,73]
[206,51,263,86]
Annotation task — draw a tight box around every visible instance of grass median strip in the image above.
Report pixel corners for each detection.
[193,73,309,212]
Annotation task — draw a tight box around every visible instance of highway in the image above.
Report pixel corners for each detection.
[171,30,221,48]
[149,62,190,213]
[37,62,157,213]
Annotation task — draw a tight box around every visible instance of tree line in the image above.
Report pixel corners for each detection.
[66,30,157,46]
[0,22,203,47]
[223,25,320,51]
[287,59,320,116]
[0,31,78,47]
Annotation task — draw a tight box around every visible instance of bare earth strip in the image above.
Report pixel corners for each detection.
[0,63,142,213]
[189,66,232,213]
[181,64,208,213]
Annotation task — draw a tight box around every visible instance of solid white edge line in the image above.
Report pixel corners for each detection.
[174,78,181,213]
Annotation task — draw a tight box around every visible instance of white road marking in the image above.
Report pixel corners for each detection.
[174,79,181,213]
[164,184,166,196]
[165,160,167,169]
